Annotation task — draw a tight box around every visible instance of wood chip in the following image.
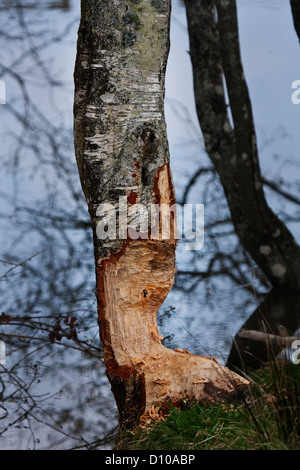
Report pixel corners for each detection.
[156,385,168,397]
[175,348,192,355]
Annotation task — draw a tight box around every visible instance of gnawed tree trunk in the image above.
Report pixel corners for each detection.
[74,0,249,428]
[184,0,300,291]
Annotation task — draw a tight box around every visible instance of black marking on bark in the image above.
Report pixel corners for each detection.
[141,165,150,187]
[122,31,136,47]
[151,0,165,10]
[123,10,141,28]
[140,127,158,161]
[107,370,145,429]
[141,128,156,144]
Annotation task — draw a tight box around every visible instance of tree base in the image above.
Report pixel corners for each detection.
[108,344,250,428]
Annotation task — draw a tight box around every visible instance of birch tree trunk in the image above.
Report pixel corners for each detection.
[74,0,248,428]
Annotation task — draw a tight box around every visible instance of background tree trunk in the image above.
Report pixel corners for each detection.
[227,289,300,371]
[74,0,248,429]
[184,0,300,291]
[291,0,300,41]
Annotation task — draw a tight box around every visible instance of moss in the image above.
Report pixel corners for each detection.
[151,0,165,9]
[123,10,140,24]
[123,10,141,29]
[129,0,169,75]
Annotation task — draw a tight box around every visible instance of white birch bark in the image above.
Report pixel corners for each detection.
[74,0,249,428]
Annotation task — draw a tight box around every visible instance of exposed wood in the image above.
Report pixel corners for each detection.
[74,0,249,428]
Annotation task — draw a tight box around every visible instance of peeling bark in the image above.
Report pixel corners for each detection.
[74,0,249,428]
[184,0,300,291]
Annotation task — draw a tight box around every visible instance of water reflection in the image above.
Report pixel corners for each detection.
[0,0,300,450]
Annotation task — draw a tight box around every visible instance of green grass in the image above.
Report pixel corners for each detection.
[119,361,300,450]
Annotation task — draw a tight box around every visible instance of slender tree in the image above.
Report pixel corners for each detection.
[184,0,300,292]
[73,0,248,428]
